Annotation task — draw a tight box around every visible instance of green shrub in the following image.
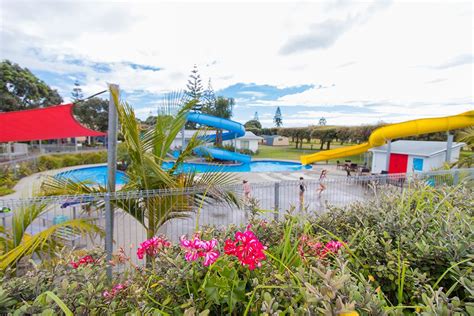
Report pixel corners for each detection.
[0,184,472,314]
[313,183,474,307]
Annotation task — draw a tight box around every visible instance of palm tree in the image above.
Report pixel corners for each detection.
[0,203,103,270]
[42,91,240,242]
[453,127,474,168]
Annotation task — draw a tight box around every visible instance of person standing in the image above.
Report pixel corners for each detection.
[315,169,328,197]
[299,177,306,207]
[243,180,251,202]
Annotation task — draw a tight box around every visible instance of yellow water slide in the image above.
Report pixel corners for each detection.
[300,111,474,165]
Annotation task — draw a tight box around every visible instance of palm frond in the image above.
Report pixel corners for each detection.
[41,176,105,196]
[0,219,103,270]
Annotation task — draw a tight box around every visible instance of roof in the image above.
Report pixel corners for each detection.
[0,104,106,142]
[179,130,263,140]
[369,140,465,157]
[263,135,287,139]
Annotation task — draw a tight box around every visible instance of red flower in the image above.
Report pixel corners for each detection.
[70,255,95,269]
[224,226,266,270]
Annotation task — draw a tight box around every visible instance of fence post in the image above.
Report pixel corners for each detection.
[273,182,280,221]
[105,84,119,280]
[104,194,113,279]
[453,169,459,185]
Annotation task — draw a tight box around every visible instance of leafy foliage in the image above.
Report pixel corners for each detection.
[73,97,109,132]
[1,184,472,314]
[0,60,63,111]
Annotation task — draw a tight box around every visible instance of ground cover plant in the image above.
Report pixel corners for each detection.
[1,183,472,315]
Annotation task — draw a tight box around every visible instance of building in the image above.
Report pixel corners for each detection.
[263,135,289,146]
[171,130,263,153]
[369,140,465,174]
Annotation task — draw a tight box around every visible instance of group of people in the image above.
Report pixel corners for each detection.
[242,169,329,206]
[298,169,327,205]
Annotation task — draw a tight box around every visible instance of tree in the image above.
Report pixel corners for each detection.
[318,117,327,126]
[202,78,216,111]
[73,97,109,132]
[244,120,262,130]
[42,92,239,263]
[185,64,204,112]
[0,60,63,112]
[274,107,283,127]
[203,96,234,146]
[71,80,84,102]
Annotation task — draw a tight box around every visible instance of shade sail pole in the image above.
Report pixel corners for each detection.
[105,83,119,280]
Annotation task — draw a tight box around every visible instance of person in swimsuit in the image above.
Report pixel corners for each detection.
[316,169,328,197]
[243,180,251,202]
[299,177,306,206]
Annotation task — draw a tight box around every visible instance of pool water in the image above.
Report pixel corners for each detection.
[56,166,129,186]
[56,161,311,185]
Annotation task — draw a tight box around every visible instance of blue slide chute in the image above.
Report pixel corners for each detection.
[186,113,251,163]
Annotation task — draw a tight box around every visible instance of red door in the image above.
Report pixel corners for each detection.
[388,154,408,174]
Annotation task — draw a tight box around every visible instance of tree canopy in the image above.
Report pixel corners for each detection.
[185,64,204,112]
[73,97,109,132]
[0,60,63,112]
[244,119,262,130]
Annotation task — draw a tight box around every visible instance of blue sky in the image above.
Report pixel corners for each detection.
[1,0,472,127]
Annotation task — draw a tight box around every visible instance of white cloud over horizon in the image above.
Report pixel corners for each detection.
[0,0,472,127]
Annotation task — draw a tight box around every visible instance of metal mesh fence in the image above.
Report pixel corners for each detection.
[1,168,472,264]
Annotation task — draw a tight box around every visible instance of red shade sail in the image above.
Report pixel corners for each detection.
[0,104,106,142]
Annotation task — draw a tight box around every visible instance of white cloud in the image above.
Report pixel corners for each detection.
[0,0,472,125]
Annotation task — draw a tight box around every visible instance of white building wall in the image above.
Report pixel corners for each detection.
[371,152,387,173]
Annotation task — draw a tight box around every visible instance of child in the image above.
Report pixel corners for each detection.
[315,170,328,197]
[299,177,306,206]
[243,180,251,201]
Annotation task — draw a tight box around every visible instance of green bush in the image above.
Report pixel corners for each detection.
[0,184,472,314]
[37,152,107,171]
[313,183,474,307]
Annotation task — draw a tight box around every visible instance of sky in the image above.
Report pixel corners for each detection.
[1,0,473,127]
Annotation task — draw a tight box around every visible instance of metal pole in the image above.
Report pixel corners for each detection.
[105,83,119,280]
[274,182,280,221]
[385,139,392,172]
[445,132,453,163]
[181,126,185,151]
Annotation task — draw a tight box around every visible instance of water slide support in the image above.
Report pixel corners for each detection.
[385,140,391,172]
[446,132,453,163]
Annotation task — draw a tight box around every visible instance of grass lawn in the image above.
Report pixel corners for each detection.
[254,144,366,164]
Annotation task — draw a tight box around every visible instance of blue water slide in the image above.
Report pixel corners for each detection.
[186,113,251,163]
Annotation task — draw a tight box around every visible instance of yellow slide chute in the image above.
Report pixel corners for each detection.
[300,110,474,165]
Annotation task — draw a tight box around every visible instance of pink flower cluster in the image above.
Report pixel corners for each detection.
[298,236,344,260]
[70,255,95,269]
[180,234,220,266]
[103,283,127,300]
[137,236,171,260]
[224,226,267,270]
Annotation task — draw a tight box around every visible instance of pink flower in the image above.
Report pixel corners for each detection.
[137,236,171,260]
[224,226,266,270]
[103,282,127,300]
[321,240,344,258]
[180,234,220,266]
[70,255,95,269]
[299,237,344,260]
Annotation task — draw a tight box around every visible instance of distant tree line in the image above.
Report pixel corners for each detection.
[246,123,466,150]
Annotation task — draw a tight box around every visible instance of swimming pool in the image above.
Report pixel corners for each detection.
[56,166,129,186]
[56,161,311,185]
